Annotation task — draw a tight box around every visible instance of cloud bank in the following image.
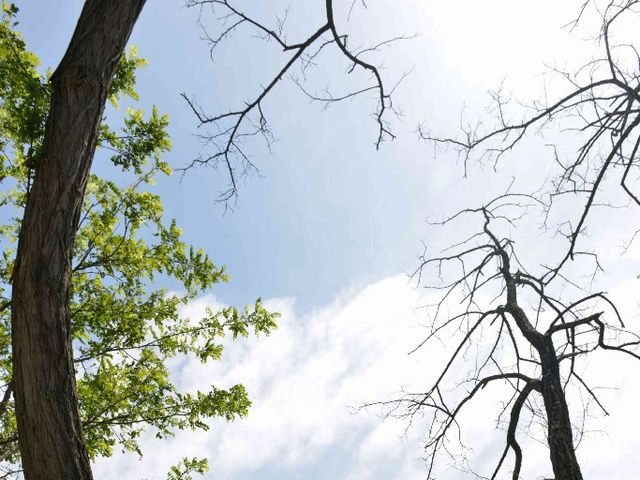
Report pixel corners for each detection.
[93,274,640,479]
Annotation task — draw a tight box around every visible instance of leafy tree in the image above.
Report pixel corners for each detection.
[0,4,277,478]
[3,0,397,476]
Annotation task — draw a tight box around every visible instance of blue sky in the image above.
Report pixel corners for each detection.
[16,0,599,309]
[19,0,445,311]
[14,1,640,479]
[17,0,572,311]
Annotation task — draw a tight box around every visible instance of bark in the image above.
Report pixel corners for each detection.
[538,338,583,480]
[11,1,145,479]
[503,278,582,477]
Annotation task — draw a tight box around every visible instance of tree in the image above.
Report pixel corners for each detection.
[181,0,404,201]
[379,192,639,479]
[1,4,277,479]
[2,0,399,478]
[9,2,147,477]
[391,1,640,478]
[420,0,640,268]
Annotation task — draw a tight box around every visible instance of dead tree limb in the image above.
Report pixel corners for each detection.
[372,194,639,479]
[183,0,404,201]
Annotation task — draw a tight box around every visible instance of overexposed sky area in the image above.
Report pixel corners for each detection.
[16,1,640,478]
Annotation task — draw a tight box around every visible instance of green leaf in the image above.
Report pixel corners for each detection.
[0,5,278,470]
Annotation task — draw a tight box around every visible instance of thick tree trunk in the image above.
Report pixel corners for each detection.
[539,339,583,480]
[11,2,145,479]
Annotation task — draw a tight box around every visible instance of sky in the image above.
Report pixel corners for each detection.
[13,1,640,479]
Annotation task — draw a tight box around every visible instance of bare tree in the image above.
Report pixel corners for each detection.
[372,2,640,478]
[374,193,639,479]
[420,0,640,268]
[182,0,410,201]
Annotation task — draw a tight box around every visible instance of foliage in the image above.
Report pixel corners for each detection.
[0,3,278,476]
[166,457,209,480]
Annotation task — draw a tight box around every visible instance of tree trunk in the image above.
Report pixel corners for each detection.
[508,294,583,479]
[11,1,145,478]
[539,339,583,480]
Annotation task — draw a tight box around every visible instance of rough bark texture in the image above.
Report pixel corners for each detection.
[501,259,583,478]
[514,314,583,479]
[10,1,145,478]
[539,339,584,480]
[510,310,583,479]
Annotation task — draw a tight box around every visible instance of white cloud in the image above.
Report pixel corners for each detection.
[93,274,640,480]
[93,275,437,479]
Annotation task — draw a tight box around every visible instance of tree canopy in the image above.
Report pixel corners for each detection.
[0,3,277,477]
